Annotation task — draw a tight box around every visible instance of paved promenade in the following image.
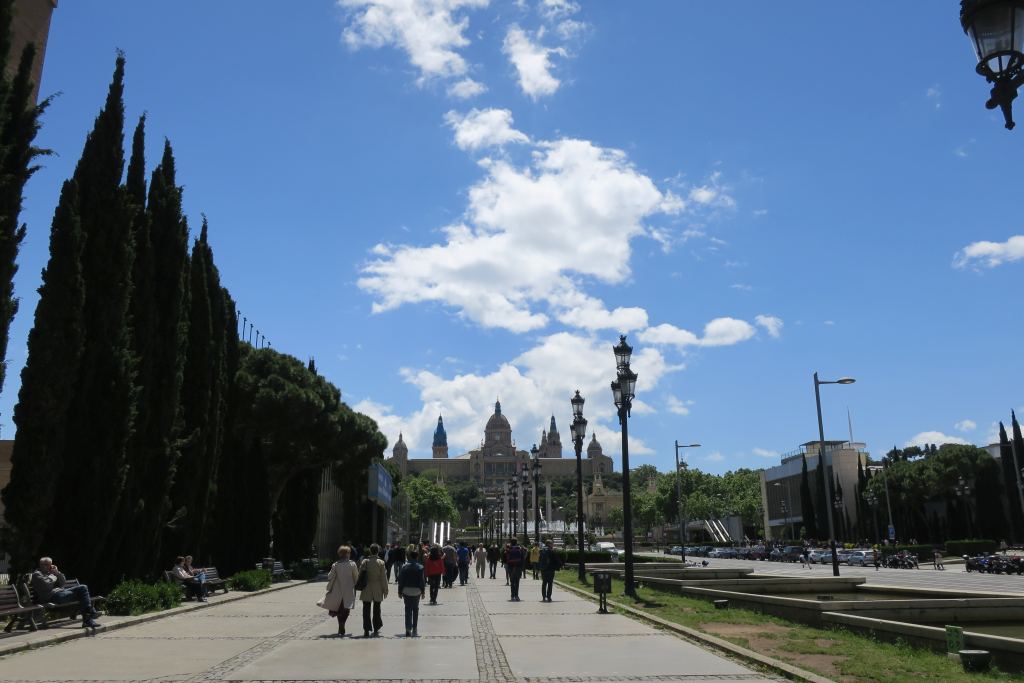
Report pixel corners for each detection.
[0,572,776,683]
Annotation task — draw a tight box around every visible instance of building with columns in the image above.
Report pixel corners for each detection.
[388,400,616,529]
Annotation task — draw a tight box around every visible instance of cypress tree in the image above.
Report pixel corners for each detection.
[0,29,50,406]
[272,469,321,563]
[814,455,829,542]
[0,180,85,572]
[799,454,817,539]
[46,54,138,584]
[998,422,1023,542]
[855,458,866,540]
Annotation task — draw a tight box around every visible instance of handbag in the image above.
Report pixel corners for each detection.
[354,567,368,591]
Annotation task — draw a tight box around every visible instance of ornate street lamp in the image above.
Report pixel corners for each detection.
[864,491,879,543]
[954,476,973,537]
[960,0,1024,129]
[529,445,543,546]
[612,335,639,598]
[813,372,856,577]
[674,441,700,562]
[570,390,588,582]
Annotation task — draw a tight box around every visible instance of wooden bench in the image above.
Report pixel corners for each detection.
[163,567,229,597]
[19,576,105,627]
[1,584,41,632]
[258,559,290,582]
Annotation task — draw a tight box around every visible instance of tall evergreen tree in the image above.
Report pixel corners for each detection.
[0,180,85,572]
[0,38,48,408]
[855,458,866,540]
[799,454,817,539]
[814,455,830,542]
[998,421,1024,542]
[47,54,138,585]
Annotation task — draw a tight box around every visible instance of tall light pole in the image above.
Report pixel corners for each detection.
[674,441,700,562]
[864,491,879,544]
[529,447,543,546]
[772,481,791,540]
[570,391,588,582]
[813,372,855,577]
[612,336,639,598]
[954,476,973,538]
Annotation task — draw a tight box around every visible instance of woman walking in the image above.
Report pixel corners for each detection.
[321,545,359,637]
[359,543,389,637]
[424,544,445,604]
[474,544,487,579]
[398,549,426,637]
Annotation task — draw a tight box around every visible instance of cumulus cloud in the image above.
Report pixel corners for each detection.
[639,318,756,349]
[905,431,970,448]
[444,108,529,150]
[755,314,783,338]
[704,452,725,463]
[447,77,487,99]
[753,447,779,458]
[356,331,671,459]
[359,134,683,333]
[955,419,977,433]
[665,395,693,416]
[339,0,488,88]
[503,25,564,99]
[953,235,1024,269]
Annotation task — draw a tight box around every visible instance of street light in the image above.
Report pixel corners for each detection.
[813,372,856,577]
[611,335,639,598]
[955,476,973,537]
[674,441,700,563]
[773,481,792,541]
[864,491,880,543]
[529,446,543,546]
[960,0,1024,129]
[570,390,588,582]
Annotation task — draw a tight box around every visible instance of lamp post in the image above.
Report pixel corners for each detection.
[773,482,791,541]
[529,447,543,546]
[674,441,700,562]
[813,372,856,577]
[612,336,639,598]
[865,491,879,544]
[960,0,1024,129]
[570,390,588,582]
[954,476,973,537]
[833,492,845,540]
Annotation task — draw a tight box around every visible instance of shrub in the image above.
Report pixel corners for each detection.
[106,579,182,616]
[289,560,319,581]
[945,539,998,557]
[228,569,272,591]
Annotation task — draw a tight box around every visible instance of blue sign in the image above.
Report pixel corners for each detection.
[367,462,393,507]
[888,524,896,541]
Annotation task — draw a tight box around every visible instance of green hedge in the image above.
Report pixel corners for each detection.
[106,580,182,616]
[561,549,613,564]
[228,569,272,591]
[289,561,319,581]
[945,539,998,556]
[879,544,934,561]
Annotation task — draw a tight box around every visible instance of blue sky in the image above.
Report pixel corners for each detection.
[2,1,1022,474]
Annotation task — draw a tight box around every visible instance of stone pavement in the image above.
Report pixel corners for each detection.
[0,570,779,683]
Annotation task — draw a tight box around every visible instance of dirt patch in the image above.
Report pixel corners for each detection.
[701,623,851,681]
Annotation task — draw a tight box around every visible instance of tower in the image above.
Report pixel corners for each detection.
[432,415,449,459]
[392,432,409,475]
[546,415,563,457]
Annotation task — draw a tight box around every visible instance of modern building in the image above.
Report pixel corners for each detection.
[759,440,869,541]
[7,0,56,102]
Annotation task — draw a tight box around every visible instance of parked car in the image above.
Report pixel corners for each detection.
[836,549,854,564]
[735,547,751,559]
[846,550,872,566]
[769,545,804,562]
[708,547,738,559]
[807,548,830,564]
[667,545,684,555]
[594,541,621,558]
[747,545,768,561]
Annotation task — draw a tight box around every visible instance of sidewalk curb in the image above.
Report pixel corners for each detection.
[0,579,309,659]
[555,579,834,683]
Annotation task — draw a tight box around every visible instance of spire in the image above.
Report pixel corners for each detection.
[549,415,558,433]
[494,398,501,415]
[433,415,447,447]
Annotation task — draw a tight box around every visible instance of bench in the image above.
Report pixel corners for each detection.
[163,567,229,597]
[258,559,291,582]
[18,576,105,627]
[1,584,41,632]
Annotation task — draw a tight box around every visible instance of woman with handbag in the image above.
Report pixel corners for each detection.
[320,545,359,636]
[359,543,389,637]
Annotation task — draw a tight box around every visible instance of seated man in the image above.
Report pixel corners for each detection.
[172,556,207,602]
[30,557,101,628]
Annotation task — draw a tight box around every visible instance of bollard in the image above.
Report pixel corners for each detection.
[958,649,992,672]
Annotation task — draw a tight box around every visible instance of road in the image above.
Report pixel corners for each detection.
[637,552,1024,595]
[0,570,777,682]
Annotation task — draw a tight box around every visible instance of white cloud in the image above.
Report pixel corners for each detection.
[729,283,752,292]
[447,77,487,99]
[339,0,488,87]
[665,395,694,416]
[753,447,778,459]
[953,235,1024,269]
[444,108,529,150]
[503,25,565,99]
[704,452,724,463]
[360,134,682,333]
[926,85,941,109]
[823,320,836,326]
[755,314,783,339]
[955,419,977,433]
[905,431,970,448]
[638,317,755,349]
[356,331,672,459]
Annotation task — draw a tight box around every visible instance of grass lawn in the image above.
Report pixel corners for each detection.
[555,569,1013,682]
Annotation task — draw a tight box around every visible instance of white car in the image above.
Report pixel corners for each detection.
[846,550,872,567]
[594,541,621,558]
[807,549,830,564]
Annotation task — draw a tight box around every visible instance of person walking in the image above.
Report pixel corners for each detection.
[872,546,880,572]
[933,549,944,570]
[389,543,406,583]
[359,543,389,637]
[457,541,471,586]
[397,549,426,637]
[538,539,561,602]
[502,543,511,585]
[529,542,541,580]
[474,544,487,579]
[321,545,359,637]
[506,539,525,601]
[442,540,457,588]
[424,544,445,605]
[487,544,499,579]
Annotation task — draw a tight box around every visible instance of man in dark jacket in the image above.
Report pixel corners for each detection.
[486,544,499,579]
[30,557,101,628]
[389,544,406,583]
[506,539,525,601]
[397,550,426,637]
[538,539,561,602]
